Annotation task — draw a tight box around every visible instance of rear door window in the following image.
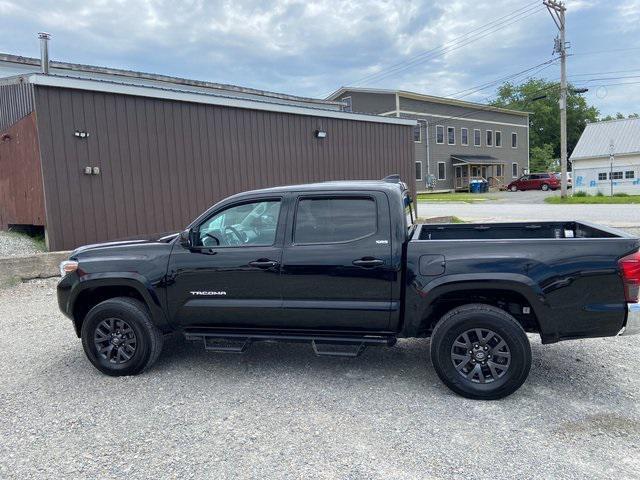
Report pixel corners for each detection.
[294,197,377,244]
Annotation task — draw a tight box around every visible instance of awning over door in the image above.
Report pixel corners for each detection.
[451,154,503,166]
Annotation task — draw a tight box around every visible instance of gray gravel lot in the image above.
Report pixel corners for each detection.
[0,231,44,257]
[1,278,639,479]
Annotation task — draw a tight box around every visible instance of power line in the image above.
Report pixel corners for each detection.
[571,47,640,56]
[570,74,640,82]
[350,2,540,87]
[357,6,544,87]
[575,80,640,88]
[451,57,559,99]
[320,1,542,97]
[569,67,640,77]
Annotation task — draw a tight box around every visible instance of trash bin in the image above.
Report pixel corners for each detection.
[470,180,481,193]
[481,181,489,193]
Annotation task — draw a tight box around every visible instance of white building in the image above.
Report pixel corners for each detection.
[571,117,640,195]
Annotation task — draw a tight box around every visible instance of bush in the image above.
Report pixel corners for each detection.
[573,191,588,197]
[596,191,604,197]
[613,192,629,197]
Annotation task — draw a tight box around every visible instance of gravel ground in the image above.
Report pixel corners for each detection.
[0,231,44,257]
[1,278,639,479]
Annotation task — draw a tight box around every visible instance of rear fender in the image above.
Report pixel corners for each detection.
[406,273,556,341]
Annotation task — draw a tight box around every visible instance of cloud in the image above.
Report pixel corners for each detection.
[617,0,640,32]
[0,0,637,115]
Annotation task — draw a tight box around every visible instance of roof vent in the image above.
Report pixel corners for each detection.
[38,32,51,74]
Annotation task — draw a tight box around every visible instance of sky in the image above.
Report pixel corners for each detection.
[1,0,639,116]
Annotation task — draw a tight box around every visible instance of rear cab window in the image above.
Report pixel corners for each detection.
[294,197,377,244]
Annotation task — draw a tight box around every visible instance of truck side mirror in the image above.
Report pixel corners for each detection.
[179,229,192,248]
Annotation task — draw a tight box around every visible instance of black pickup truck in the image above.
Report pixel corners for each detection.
[57,176,640,399]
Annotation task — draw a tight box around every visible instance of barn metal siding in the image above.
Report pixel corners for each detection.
[0,83,35,133]
[0,112,46,228]
[33,86,413,251]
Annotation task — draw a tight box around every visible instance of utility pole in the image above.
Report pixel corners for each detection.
[610,140,615,197]
[544,0,568,198]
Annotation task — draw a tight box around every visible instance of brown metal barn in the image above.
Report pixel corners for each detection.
[0,62,415,251]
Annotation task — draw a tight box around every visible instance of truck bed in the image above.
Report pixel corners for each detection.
[414,221,632,241]
[404,220,639,343]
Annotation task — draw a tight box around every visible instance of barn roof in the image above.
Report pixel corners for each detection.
[1,73,416,126]
[571,117,640,160]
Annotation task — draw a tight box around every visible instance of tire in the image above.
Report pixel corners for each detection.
[430,304,531,400]
[510,185,517,192]
[541,183,549,191]
[81,297,164,376]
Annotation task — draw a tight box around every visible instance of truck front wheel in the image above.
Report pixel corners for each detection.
[430,304,531,400]
[81,297,164,376]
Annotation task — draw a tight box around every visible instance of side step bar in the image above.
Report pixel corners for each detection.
[184,330,397,358]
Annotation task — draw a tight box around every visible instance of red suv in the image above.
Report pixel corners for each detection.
[507,173,560,191]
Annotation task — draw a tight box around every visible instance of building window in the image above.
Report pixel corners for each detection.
[610,171,623,180]
[486,130,493,147]
[447,126,455,145]
[436,125,444,144]
[437,162,446,180]
[511,132,518,148]
[341,96,352,113]
[598,172,607,181]
[413,123,422,142]
[415,161,423,181]
[474,129,481,147]
[512,162,518,178]
[495,131,502,147]
[496,165,503,177]
[294,197,376,244]
[461,128,468,146]
[626,170,635,179]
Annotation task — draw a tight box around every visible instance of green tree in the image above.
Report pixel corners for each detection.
[491,78,599,159]
[600,112,639,121]
[529,143,555,172]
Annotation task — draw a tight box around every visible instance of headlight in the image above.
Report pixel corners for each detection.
[59,260,78,277]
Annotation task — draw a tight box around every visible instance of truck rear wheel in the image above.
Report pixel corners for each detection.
[430,304,531,400]
[81,297,163,376]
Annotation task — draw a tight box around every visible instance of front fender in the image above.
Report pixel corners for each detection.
[59,272,171,333]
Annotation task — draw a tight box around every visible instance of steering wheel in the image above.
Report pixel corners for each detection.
[203,233,220,246]
[225,225,245,245]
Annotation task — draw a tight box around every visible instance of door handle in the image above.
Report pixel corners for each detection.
[352,258,384,268]
[248,259,279,269]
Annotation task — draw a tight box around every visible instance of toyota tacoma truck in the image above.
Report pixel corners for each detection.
[57,176,640,399]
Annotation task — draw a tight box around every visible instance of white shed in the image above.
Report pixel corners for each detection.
[570,117,640,195]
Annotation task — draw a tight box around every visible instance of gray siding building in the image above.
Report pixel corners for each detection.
[327,88,530,191]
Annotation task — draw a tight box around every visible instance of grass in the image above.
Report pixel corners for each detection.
[545,193,640,204]
[416,192,498,203]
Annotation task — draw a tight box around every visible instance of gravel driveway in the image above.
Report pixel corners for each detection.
[1,278,639,479]
[0,231,44,257]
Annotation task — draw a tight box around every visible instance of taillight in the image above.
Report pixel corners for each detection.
[619,250,640,303]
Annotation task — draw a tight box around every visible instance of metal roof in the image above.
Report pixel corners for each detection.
[1,73,417,126]
[451,154,503,165]
[326,86,531,117]
[0,52,341,109]
[570,117,640,160]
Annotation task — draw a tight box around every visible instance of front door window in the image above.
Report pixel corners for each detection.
[198,200,281,247]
